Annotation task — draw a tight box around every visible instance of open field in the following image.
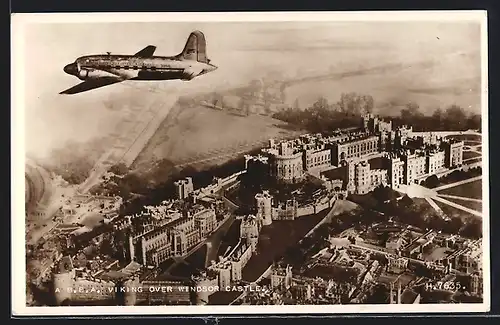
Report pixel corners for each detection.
[438,179,483,199]
[133,104,303,173]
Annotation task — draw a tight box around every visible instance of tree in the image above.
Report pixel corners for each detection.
[312,97,329,110]
[337,92,374,114]
[109,163,128,176]
[431,108,444,130]
[444,105,467,130]
[423,175,439,188]
[460,219,482,239]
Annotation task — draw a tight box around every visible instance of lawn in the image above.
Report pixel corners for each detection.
[445,134,482,142]
[464,141,482,146]
[434,200,480,221]
[437,196,482,213]
[463,151,481,160]
[438,179,483,199]
[465,157,482,165]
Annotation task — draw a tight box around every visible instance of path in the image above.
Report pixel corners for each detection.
[432,196,482,218]
[397,174,483,219]
[424,197,444,215]
[437,194,482,203]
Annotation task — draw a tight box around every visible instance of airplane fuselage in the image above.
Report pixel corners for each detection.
[60,30,216,94]
[65,54,217,82]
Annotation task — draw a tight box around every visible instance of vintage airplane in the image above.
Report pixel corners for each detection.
[60,30,217,95]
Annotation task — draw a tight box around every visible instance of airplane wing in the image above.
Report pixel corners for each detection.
[134,45,156,57]
[59,77,124,95]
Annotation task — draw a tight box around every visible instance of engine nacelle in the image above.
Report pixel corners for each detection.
[77,68,118,80]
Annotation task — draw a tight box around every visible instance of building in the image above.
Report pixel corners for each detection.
[387,155,405,189]
[345,160,388,195]
[363,113,392,134]
[272,199,298,220]
[304,147,332,171]
[387,256,409,273]
[193,207,217,239]
[255,191,273,226]
[443,140,464,168]
[402,151,428,184]
[240,215,260,252]
[127,204,218,267]
[331,134,379,166]
[353,160,388,195]
[469,272,483,296]
[264,141,305,184]
[426,149,446,175]
[174,177,194,200]
[228,240,253,282]
[270,265,293,290]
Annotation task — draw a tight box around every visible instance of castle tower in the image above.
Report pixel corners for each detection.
[354,161,371,195]
[52,256,75,305]
[240,215,260,252]
[255,191,273,226]
[346,161,356,194]
[192,273,212,305]
[122,276,140,306]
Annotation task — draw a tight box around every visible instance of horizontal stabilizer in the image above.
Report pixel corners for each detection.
[134,45,156,57]
[59,77,124,95]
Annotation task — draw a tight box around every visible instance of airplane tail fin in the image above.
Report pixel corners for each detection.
[178,30,209,63]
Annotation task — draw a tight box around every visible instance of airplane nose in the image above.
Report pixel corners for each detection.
[63,63,77,75]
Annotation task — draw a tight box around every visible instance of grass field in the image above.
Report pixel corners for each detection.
[438,197,482,213]
[464,141,482,146]
[463,151,482,160]
[438,179,483,199]
[446,134,482,142]
[465,157,482,164]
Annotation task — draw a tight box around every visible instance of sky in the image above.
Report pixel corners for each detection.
[18,18,484,160]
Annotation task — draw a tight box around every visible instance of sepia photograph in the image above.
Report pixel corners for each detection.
[11,11,489,315]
